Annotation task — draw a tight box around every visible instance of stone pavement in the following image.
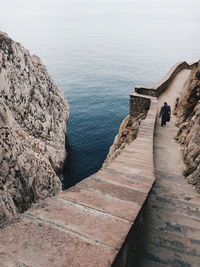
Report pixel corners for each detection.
[137,69,200,266]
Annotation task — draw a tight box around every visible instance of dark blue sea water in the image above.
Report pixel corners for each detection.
[1,0,199,188]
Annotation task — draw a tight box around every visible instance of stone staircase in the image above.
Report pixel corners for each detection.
[137,69,200,267]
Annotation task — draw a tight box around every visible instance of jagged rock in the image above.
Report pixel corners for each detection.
[176,61,200,192]
[0,32,69,226]
[102,113,144,168]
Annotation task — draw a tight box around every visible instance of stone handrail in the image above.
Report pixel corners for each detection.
[60,94,157,266]
[129,92,151,117]
[135,61,197,97]
[111,95,157,266]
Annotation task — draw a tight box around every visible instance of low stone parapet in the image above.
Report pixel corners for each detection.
[134,61,194,97]
[130,92,153,117]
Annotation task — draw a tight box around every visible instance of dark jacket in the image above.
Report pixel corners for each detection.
[159,105,171,121]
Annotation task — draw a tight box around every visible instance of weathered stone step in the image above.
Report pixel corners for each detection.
[137,67,200,266]
[107,162,154,178]
[77,176,147,205]
[0,253,28,267]
[140,245,200,267]
[150,191,200,212]
[0,216,116,267]
[138,258,168,267]
[119,150,153,160]
[143,210,200,237]
[60,186,140,222]
[114,156,153,168]
[143,216,200,246]
[125,142,153,151]
[146,198,200,222]
[153,178,195,192]
[104,168,155,185]
[141,228,200,257]
[24,197,132,249]
[93,169,152,192]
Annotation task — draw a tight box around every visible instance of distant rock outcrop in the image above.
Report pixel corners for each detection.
[175,61,200,192]
[0,32,69,226]
[102,114,144,168]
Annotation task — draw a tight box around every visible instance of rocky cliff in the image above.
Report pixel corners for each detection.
[175,61,200,192]
[103,114,144,168]
[0,32,69,226]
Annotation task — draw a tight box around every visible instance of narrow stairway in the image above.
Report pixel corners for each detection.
[137,70,200,267]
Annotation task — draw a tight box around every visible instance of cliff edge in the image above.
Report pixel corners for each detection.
[102,114,144,168]
[0,32,69,226]
[175,61,200,192]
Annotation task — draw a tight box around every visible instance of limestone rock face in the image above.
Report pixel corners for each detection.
[102,114,144,168]
[176,61,200,192]
[0,32,69,226]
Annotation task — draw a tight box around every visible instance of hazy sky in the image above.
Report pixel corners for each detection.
[0,0,199,73]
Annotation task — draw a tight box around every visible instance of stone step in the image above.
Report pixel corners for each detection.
[119,150,153,160]
[141,243,200,267]
[126,143,153,151]
[108,161,154,178]
[145,197,200,222]
[77,176,147,205]
[141,228,200,257]
[60,186,140,222]
[0,216,116,267]
[115,155,153,168]
[105,167,155,185]
[138,258,168,267]
[93,169,152,193]
[25,197,132,249]
[0,253,27,267]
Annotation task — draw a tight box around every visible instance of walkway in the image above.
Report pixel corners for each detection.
[137,69,200,266]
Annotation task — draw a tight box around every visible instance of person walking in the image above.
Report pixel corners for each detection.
[159,102,171,127]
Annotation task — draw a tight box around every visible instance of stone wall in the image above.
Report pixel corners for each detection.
[130,93,152,117]
[111,97,157,266]
[112,202,147,267]
[135,61,197,97]
[103,93,153,168]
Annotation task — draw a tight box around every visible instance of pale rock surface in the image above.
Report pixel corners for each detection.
[0,32,69,226]
[102,114,144,168]
[175,61,200,192]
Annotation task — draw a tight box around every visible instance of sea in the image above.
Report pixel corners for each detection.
[1,0,199,188]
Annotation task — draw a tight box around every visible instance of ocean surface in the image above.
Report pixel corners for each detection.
[1,0,199,188]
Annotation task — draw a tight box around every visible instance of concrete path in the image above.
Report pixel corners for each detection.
[137,69,200,266]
